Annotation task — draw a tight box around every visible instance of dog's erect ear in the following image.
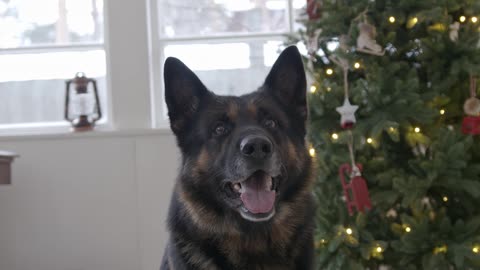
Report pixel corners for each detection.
[263,46,307,120]
[164,57,209,135]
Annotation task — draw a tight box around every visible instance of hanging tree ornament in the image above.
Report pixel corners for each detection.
[336,98,359,129]
[449,21,460,42]
[329,14,371,214]
[462,75,480,135]
[356,22,385,56]
[307,29,323,59]
[306,0,322,20]
[305,29,324,72]
[339,132,372,216]
[329,54,359,129]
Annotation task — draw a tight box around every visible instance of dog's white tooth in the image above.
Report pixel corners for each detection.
[266,177,273,191]
[234,183,242,193]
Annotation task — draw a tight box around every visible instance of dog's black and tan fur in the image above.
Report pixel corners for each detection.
[161,46,315,270]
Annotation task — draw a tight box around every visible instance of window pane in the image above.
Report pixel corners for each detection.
[0,50,107,125]
[163,40,280,97]
[0,0,104,49]
[158,0,289,38]
[165,43,251,70]
[292,0,307,31]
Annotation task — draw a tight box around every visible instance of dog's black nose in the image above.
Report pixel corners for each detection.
[240,135,273,160]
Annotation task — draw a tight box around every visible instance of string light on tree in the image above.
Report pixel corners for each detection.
[405,226,411,233]
[473,245,479,253]
[309,148,316,157]
[434,245,448,254]
[326,87,332,92]
[376,246,383,253]
[407,17,418,28]
[443,196,449,202]
[331,133,339,140]
[460,15,466,23]
[389,16,396,23]
[310,85,317,93]
[440,109,445,115]
[326,68,334,75]
[414,127,421,133]
[354,62,361,69]
[472,16,478,23]
[345,228,353,235]
[367,138,373,144]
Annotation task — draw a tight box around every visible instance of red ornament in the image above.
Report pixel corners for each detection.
[306,0,321,20]
[339,163,372,216]
[462,116,480,135]
[341,121,355,129]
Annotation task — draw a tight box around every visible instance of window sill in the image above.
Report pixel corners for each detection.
[0,123,173,142]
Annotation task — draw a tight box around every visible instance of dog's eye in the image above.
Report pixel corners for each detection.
[213,123,227,136]
[263,118,277,129]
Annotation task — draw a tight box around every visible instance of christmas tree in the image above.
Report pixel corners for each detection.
[295,1,480,269]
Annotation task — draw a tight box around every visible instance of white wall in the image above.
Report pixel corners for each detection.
[0,130,179,270]
[0,0,180,268]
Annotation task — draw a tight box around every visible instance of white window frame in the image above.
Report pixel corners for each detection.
[0,43,109,129]
[0,0,157,135]
[0,2,112,135]
[148,0,299,128]
[0,0,301,136]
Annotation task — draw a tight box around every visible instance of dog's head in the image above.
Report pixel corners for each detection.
[164,46,311,225]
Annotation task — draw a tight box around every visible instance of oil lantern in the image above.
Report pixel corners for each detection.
[65,72,102,131]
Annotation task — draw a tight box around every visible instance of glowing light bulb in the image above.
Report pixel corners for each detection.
[434,245,448,254]
[472,16,478,23]
[460,16,466,23]
[326,68,334,75]
[326,87,332,92]
[309,148,316,157]
[376,246,383,253]
[405,227,411,233]
[310,85,317,93]
[440,109,445,115]
[389,127,395,132]
[331,133,339,140]
[443,196,448,202]
[414,127,421,133]
[407,17,419,28]
[473,246,479,253]
[367,138,373,144]
[346,228,353,235]
[389,16,396,23]
[354,62,361,69]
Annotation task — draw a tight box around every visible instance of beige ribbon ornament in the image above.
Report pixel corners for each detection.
[464,75,480,116]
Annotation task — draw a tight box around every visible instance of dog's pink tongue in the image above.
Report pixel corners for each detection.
[240,175,275,214]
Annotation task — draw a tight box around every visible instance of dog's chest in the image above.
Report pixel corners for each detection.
[218,235,295,269]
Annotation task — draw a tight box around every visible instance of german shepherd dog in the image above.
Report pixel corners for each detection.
[161,46,315,270]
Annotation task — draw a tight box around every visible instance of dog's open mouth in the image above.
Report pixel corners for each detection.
[229,170,279,222]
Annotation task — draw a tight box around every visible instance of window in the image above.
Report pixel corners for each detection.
[0,0,308,132]
[153,0,306,123]
[0,0,107,128]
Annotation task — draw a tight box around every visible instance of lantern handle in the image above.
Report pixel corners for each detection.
[90,79,102,122]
